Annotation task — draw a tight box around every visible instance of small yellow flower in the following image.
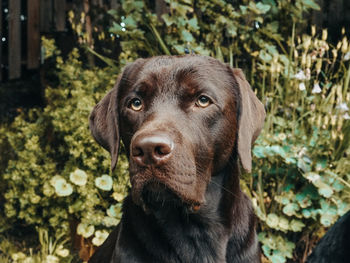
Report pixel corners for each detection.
[322,29,328,41]
[95,174,113,191]
[311,25,316,36]
[43,182,55,197]
[103,216,120,227]
[70,169,88,186]
[55,245,69,257]
[30,194,41,204]
[45,255,59,263]
[11,252,26,261]
[92,230,109,246]
[112,192,124,202]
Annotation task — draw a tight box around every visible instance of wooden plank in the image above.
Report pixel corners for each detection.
[54,0,66,31]
[27,0,40,69]
[329,0,343,26]
[155,0,168,21]
[345,0,350,31]
[83,0,94,66]
[0,0,2,81]
[312,0,324,27]
[110,0,119,10]
[9,0,21,79]
[40,0,52,32]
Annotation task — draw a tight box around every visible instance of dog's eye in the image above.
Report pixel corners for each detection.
[196,96,211,108]
[129,98,143,111]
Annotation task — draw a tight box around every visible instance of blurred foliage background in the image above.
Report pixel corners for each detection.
[0,0,350,262]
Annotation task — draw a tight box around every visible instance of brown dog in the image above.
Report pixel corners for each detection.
[89,55,265,263]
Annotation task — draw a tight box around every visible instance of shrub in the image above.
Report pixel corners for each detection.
[0,41,129,262]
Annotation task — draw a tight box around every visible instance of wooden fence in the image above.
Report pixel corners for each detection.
[0,0,349,82]
[0,0,67,81]
[0,0,114,82]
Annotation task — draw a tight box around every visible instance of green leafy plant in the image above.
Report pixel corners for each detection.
[0,39,129,260]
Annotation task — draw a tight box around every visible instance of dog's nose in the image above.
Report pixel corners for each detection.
[131,135,174,166]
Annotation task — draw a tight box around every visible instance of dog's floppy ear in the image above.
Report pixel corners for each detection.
[89,59,146,170]
[232,68,265,173]
[89,75,121,171]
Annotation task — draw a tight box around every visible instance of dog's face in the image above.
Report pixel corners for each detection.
[90,56,265,211]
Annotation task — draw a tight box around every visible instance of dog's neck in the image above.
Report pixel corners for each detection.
[119,162,252,262]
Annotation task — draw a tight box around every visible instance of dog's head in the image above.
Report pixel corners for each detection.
[89,56,265,210]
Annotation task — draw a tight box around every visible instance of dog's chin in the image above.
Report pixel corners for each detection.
[130,170,206,213]
[141,182,184,212]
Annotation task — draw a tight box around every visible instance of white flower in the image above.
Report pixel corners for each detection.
[92,230,109,246]
[50,176,73,197]
[299,82,306,91]
[294,70,307,80]
[11,252,26,261]
[306,173,320,183]
[312,83,322,94]
[107,205,118,217]
[336,102,349,112]
[77,223,95,238]
[277,133,286,141]
[55,245,69,257]
[55,246,69,258]
[343,112,350,120]
[45,255,59,263]
[70,169,88,186]
[50,175,65,186]
[344,52,350,61]
[95,174,113,191]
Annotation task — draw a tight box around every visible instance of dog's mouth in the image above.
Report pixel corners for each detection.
[130,173,204,213]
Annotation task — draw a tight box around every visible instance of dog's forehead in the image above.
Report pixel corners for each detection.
[131,56,234,97]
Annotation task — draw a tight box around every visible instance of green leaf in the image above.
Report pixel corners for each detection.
[317,183,334,198]
[320,213,335,227]
[257,3,271,13]
[278,217,289,232]
[302,0,320,10]
[298,159,311,173]
[290,219,305,232]
[253,146,265,158]
[162,14,175,26]
[283,203,299,216]
[259,50,272,62]
[270,253,286,263]
[123,16,137,29]
[266,213,279,228]
[188,18,199,31]
[181,30,194,42]
[302,209,311,218]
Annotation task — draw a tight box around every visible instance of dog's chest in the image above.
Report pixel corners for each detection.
[147,213,229,263]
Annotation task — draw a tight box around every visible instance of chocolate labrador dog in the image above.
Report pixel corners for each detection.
[88,55,265,263]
